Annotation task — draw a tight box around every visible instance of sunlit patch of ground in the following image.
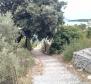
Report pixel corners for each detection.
[32,58,43,76]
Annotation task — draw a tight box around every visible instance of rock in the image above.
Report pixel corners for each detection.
[72,48,91,73]
[85,64,91,73]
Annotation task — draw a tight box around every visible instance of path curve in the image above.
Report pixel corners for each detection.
[32,48,83,84]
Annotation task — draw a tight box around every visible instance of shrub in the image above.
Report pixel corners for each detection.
[49,26,82,54]
[87,27,91,38]
[0,13,34,83]
[16,48,34,77]
[0,34,34,84]
[63,38,91,61]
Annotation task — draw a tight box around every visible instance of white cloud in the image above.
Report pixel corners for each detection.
[64,0,91,19]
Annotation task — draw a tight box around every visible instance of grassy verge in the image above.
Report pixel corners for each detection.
[0,13,34,84]
[63,38,91,61]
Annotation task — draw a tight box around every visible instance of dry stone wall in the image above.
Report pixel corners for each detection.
[72,48,91,73]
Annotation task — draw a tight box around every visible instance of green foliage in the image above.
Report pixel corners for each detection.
[0,37,34,83]
[0,0,67,51]
[0,0,30,14]
[13,1,66,40]
[78,24,86,30]
[49,26,82,54]
[87,27,91,38]
[0,0,66,40]
[63,38,91,61]
[15,48,34,77]
[0,15,34,83]
[0,12,18,44]
[33,0,57,5]
[64,25,84,39]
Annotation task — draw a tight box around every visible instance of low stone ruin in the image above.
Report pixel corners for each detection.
[72,48,91,73]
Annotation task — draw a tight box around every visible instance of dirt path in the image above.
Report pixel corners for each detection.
[31,48,89,84]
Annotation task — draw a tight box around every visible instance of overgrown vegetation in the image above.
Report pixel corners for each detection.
[87,27,91,38]
[49,25,82,54]
[49,24,91,62]
[63,38,91,61]
[0,0,66,83]
[0,0,66,42]
[0,0,91,83]
[63,26,91,61]
[0,13,34,84]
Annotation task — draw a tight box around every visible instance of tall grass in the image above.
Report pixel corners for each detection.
[0,12,34,84]
[63,38,91,61]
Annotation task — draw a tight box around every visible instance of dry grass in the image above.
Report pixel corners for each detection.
[56,55,91,83]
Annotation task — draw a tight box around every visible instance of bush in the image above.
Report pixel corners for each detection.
[63,38,91,61]
[49,26,82,54]
[16,48,34,77]
[0,34,34,84]
[0,13,34,83]
[87,27,91,38]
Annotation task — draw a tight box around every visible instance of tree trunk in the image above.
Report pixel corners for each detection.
[44,40,47,52]
[25,38,32,50]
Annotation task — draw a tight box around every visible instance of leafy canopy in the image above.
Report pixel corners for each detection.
[49,26,82,54]
[0,0,66,40]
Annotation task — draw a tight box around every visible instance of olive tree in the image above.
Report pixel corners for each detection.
[0,0,66,49]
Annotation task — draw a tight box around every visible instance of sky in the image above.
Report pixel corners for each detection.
[59,0,91,20]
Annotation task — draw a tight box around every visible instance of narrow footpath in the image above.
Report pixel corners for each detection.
[31,48,87,84]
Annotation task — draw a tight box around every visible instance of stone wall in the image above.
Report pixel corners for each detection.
[72,48,91,73]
